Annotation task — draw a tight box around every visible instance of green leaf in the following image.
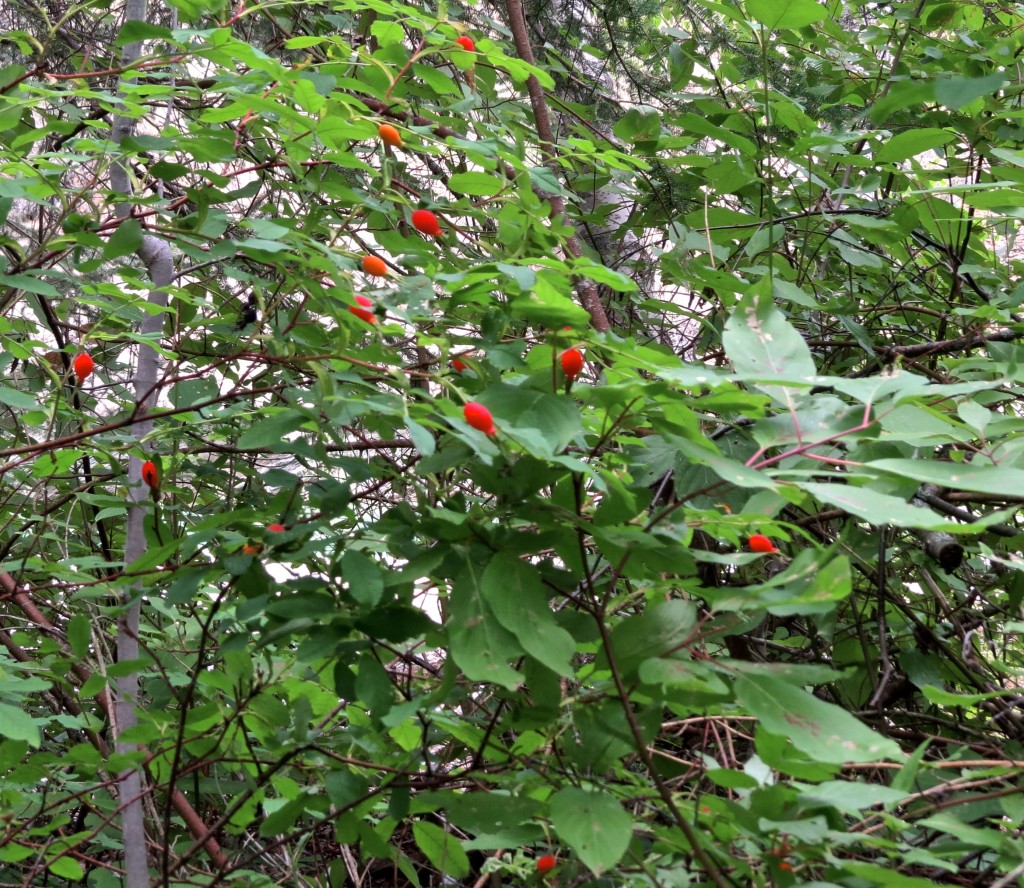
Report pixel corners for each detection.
[482,554,575,676]
[406,418,436,456]
[673,438,780,490]
[724,282,818,405]
[675,114,757,157]
[0,703,40,746]
[432,790,543,834]
[0,273,60,297]
[496,262,536,291]
[236,237,292,256]
[734,674,902,763]
[236,410,310,449]
[67,614,91,658]
[47,857,84,880]
[612,107,662,144]
[549,788,633,874]
[866,458,1024,496]
[166,0,228,18]
[572,259,638,292]
[751,553,853,615]
[892,741,932,794]
[481,384,582,456]
[355,651,394,718]
[342,550,384,607]
[259,796,307,837]
[917,812,1009,851]
[448,558,523,690]
[638,658,731,696]
[842,861,959,887]
[601,600,697,678]
[325,770,369,808]
[0,387,39,409]
[512,274,591,327]
[412,821,470,879]
[371,20,405,45]
[490,53,555,89]
[798,482,994,532]
[746,0,827,30]
[799,780,906,812]
[920,685,1011,706]
[104,219,144,259]
[875,128,956,163]
[449,171,505,196]
[934,73,1007,110]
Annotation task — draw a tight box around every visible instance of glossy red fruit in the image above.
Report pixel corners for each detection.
[451,357,468,373]
[349,294,376,324]
[73,352,94,382]
[411,208,442,237]
[141,461,159,490]
[267,523,286,533]
[748,533,777,553]
[456,36,476,52]
[463,402,496,435]
[536,855,556,875]
[560,347,584,380]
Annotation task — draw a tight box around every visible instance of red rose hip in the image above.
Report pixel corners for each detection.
[378,123,402,148]
[411,208,442,237]
[73,353,94,383]
[463,402,496,435]
[560,347,584,380]
[748,533,777,553]
[536,854,556,875]
[141,460,159,490]
[349,294,376,324]
[361,255,388,276]
[455,36,476,52]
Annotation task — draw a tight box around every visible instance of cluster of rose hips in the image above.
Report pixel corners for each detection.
[350,36,479,323]
[74,351,167,496]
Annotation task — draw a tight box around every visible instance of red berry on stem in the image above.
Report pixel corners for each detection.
[536,855,556,875]
[361,254,388,276]
[748,533,777,553]
[451,357,467,373]
[378,123,402,148]
[73,352,94,383]
[141,460,159,490]
[267,523,286,533]
[560,347,584,380]
[349,294,376,324]
[411,208,442,237]
[463,402,496,435]
[456,35,476,52]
